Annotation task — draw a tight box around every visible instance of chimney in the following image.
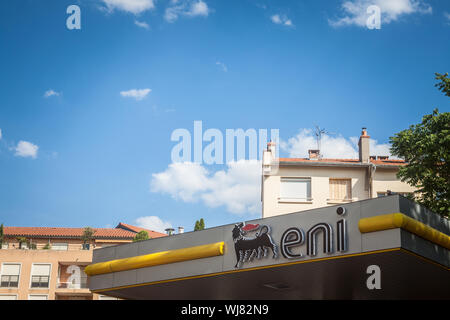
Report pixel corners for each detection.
[165,228,175,236]
[358,127,370,163]
[267,140,276,155]
[308,149,320,160]
[178,226,184,234]
[263,141,276,173]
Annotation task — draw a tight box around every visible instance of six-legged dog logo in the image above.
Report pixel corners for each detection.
[232,222,278,268]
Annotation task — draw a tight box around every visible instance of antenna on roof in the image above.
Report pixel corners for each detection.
[313,125,335,158]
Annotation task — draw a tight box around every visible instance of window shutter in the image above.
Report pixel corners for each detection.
[280,178,311,200]
[32,264,51,276]
[2,264,20,276]
[28,295,48,300]
[329,179,352,200]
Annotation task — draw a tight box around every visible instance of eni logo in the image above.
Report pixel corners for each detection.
[232,223,278,268]
[233,206,348,268]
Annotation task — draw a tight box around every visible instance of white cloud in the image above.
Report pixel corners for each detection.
[164,0,210,23]
[281,129,395,159]
[270,14,293,27]
[44,89,60,98]
[164,7,180,22]
[186,0,209,17]
[101,0,155,14]
[135,216,173,233]
[150,160,261,215]
[281,129,358,159]
[216,61,228,72]
[15,141,39,159]
[329,0,432,27]
[120,88,151,100]
[134,20,150,29]
[444,12,450,24]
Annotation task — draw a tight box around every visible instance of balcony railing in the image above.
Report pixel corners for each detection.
[57,281,88,289]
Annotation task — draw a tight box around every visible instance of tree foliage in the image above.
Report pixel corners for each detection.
[435,72,450,97]
[81,227,95,249]
[133,230,150,242]
[194,218,205,231]
[389,74,450,217]
[0,224,3,248]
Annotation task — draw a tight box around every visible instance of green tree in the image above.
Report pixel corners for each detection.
[389,74,450,217]
[435,72,450,97]
[194,218,205,231]
[81,227,95,250]
[17,237,27,249]
[0,224,4,249]
[199,218,205,230]
[133,230,149,242]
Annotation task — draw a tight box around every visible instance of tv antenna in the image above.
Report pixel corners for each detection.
[313,125,335,158]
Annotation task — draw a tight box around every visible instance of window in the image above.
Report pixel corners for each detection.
[329,179,352,201]
[1,263,20,288]
[82,243,90,250]
[0,295,17,300]
[51,243,68,251]
[28,295,48,300]
[1,242,8,250]
[280,178,312,201]
[30,264,51,288]
[98,295,120,300]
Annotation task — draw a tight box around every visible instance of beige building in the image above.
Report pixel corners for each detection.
[0,223,166,300]
[262,128,416,218]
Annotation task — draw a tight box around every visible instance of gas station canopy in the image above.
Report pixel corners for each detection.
[86,196,450,299]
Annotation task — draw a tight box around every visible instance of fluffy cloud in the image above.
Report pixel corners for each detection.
[186,0,209,16]
[281,129,394,159]
[44,89,60,98]
[134,20,150,29]
[150,160,261,215]
[101,0,155,14]
[164,0,210,23]
[135,216,172,233]
[329,0,432,27]
[15,141,39,159]
[120,88,151,100]
[270,14,293,27]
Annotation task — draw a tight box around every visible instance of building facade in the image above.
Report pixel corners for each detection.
[0,223,166,300]
[262,128,416,218]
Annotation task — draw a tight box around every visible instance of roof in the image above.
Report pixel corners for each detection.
[3,223,166,239]
[116,223,167,238]
[278,158,407,167]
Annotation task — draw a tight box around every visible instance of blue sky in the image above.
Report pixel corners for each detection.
[0,0,449,233]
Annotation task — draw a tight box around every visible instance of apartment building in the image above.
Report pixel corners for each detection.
[0,223,166,300]
[262,128,416,218]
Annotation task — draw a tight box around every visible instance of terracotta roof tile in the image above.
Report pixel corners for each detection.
[278,158,407,166]
[5,226,140,239]
[116,223,167,238]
